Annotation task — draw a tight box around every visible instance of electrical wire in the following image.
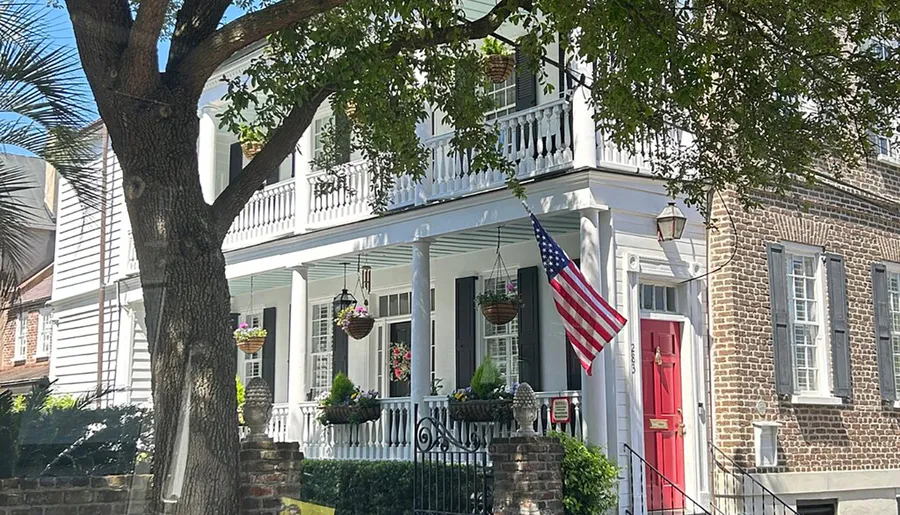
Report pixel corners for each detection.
[678,189,737,285]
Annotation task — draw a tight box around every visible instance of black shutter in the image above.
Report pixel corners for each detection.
[767,243,793,395]
[262,307,277,395]
[265,162,280,187]
[515,50,537,112]
[333,318,349,378]
[566,259,582,391]
[826,254,851,398]
[872,263,896,401]
[455,277,477,388]
[334,111,351,165]
[517,267,542,390]
[230,313,241,374]
[229,142,243,185]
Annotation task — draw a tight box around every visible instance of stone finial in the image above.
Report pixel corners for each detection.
[512,382,538,437]
[244,377,273,443]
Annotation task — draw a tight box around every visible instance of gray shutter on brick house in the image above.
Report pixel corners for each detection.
[515,50,537,112]
[517,266,541,390]
[262,307,277,395]
[455,277,477,388]
[872,263,897,401]
[826,254,852,398]
[333,316,349,378]
[767,243,794,395]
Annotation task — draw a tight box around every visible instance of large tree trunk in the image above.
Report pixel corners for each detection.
[109,99,240,515]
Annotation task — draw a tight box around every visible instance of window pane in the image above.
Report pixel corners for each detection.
[379,296,388,317]
[399,292,410,315]
[389,294,399,317]
[665,287,676,312]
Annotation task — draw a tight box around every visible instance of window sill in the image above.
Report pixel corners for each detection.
[790,394,843,406]
[876,153,900,169]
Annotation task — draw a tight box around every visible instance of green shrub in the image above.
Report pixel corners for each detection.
[470,357,504,399]
[327,373,356,404]
[551,432,619,515]
[301,459,479,515]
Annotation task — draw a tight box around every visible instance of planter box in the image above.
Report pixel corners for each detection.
[448,399,513,423]
[319,405,381,425]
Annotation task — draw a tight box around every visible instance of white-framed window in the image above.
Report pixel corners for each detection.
[640,284,677,313]
[377,289,435,318]
[485,74,516,121]
[13,311,26,360]
[888,270,900,390]
[482,276,519,386]
[312,116,333,165]
[784,245,829,394]
[243,312,263,380]
[310,302,332,399]
[37,308,52,357]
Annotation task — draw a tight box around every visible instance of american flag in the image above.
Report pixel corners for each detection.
[530,214,627,375]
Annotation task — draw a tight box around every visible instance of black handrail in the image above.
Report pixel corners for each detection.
[624,443,717,515]
[709,443,798,515]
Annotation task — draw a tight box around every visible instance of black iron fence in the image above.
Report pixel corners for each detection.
[624,443,714,515]
[710,444,798,515]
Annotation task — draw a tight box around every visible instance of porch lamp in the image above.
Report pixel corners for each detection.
[332,262,357,316]
[656,202,687,241]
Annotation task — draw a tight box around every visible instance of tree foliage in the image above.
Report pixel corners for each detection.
[219,0,900,217]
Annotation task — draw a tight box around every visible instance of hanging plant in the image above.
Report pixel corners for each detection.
[478,227,522,325]
[476,282,523,325]
[234,322,267,354]
[482,37,515,84]
[389,341,411,382]
[336,304,375,340]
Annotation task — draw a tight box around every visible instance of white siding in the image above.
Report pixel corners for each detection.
[130,317,152,405]
[50,300,121,401]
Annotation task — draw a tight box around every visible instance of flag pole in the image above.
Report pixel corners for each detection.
[521,200,534,216]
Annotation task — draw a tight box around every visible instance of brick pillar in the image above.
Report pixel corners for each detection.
[239,441,303,515]
[489,436,565,515]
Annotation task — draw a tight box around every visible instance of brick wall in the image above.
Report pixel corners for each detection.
[0,307,43,370]
[0,475,150,515]
[709,159,900,473]
[490,436,565,515]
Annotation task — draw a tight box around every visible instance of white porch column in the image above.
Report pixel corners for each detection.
[600,210,619,460]
[198,108,217,204]
[410,239,432,411]
[295,128,312,234]
[580,207,608,448]
[287,265,309,442]
[571,52,597,170]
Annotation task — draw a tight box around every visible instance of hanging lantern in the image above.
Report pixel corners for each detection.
[656,201,687,242]
[333,262,357,317]
[361,265,372,294]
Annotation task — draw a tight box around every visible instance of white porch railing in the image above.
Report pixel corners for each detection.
[224,180,296,249]
[290,390,582,461]
[306,97,573,229]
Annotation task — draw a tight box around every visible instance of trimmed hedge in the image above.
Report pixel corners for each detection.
[301,459,485,515]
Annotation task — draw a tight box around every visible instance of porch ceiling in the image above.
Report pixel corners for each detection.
[228,210,580,295]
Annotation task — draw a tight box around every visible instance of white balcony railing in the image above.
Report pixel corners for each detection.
[289,390,583,461]
[223,180,296,249]
[306,97,574,229]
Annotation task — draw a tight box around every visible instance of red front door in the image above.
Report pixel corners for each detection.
[641,319,685,512]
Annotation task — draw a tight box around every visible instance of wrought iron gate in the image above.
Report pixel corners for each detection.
[412,408,493,515]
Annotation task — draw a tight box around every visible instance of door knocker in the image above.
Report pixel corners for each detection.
[654,347,662,366]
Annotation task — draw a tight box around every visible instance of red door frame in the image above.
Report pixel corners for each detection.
[640,319,686,512]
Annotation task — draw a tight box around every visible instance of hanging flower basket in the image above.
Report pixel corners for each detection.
[336,304,375,340]
[234,323,267,354]
[481,301,519,325]
[319,405,381,425]
[241,141,263,159]
[448,399,513,423]
[484,54,515,84]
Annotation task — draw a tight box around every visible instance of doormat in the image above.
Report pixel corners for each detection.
[280,497,335,515]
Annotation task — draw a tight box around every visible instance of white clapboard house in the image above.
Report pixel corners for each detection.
[47,10,716,514]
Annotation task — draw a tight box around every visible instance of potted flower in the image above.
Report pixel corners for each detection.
[234,322,267,354]
[389,341,411,382]
[336,304,375,339]
[482,37,515,84]
[318,373,381,425]
[238,127,265,159]
[476,281,522,325]
[448,358,516,423]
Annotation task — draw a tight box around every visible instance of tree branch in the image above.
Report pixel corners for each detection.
[175,0,351,93]
[166,0,232,72]
[122,0,169,95]
[211,88,333,237]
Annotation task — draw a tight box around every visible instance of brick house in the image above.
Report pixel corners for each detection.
[709,153,900,514]
[0,265,54,394]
